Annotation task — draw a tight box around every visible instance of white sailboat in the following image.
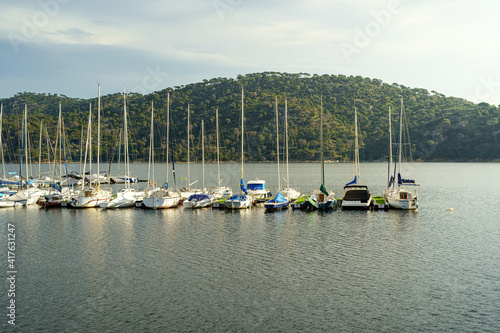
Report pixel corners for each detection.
[280,97,301,200]
[0,104,41,207]
[225,87,252,209]
[384,96,419,210]
[341,105,372,210]
[305,96,336,210]
[41,103,77,208]
[211,107,233,199]
[179,104,205,199]
[70,84,112,208]
[142,97,181,209]
[101,87,143,209]
[183,120,214,209]
[265,97,289,211]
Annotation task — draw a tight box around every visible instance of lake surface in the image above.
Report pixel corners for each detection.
[1,162,499,332]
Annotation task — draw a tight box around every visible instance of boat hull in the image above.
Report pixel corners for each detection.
[264,201,289,211]
[142,197,180,209]
[224,198,252,209]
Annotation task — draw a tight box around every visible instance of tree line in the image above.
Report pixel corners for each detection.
[1,72,500,165]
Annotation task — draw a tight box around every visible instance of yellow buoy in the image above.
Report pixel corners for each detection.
[449,208,454,212]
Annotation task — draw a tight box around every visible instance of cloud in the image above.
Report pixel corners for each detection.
[1,0,500,104]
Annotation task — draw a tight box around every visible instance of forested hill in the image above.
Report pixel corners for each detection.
[1,72,500,163]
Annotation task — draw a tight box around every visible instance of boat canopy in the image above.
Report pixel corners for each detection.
[50,183,62,192]
[239,179,247,194]
[398,173,416,185]
[343,187,371,202]
[268,192,288,203]
[0,179,20,186]
[320,183,329,196]
[228,194,248,201]
[247,182,265,190]
[345,175,358,186]
[187,194,212,201]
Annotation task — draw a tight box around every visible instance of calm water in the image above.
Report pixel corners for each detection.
[1,163,499,332]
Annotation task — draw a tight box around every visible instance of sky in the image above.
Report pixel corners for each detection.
[1,0,500,105]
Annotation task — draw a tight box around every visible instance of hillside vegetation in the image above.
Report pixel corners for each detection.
[1,72,500,164]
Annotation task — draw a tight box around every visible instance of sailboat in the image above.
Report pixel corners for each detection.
[142,97,181,209]
[384,96,419,210]
[41,103,77,208]
[183,120,214,208]
[225,87,253,209]
[265,97,289,211]
[341,104,372,210]
[70,85,112,208]
[210,107,233,200]
[280,97,301,200]
[0,104,42,207]
[179,104,205,199]
[101,88,143,209]
[305,96,336,210]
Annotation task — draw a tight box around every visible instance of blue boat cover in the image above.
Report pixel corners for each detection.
[240,179,248,194]
[398,173,415,185]
[388,175,395,188]
[0,179,20,186]
[346,175,358,186]
[50,183,62,192]
[228,194,247,201]
[268,192,288,203]
[247,182,265,190]
[187,194,212,201]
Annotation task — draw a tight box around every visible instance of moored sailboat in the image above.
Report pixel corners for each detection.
[142,97,181,209]
[384,96,419,210]
[341,105,372,210]
[211,107,233,199]
[280,97,301,200]
[225,87,252,209]
[70,85,112,208]
[304,96,336,211]
[101,87,143,209]
[265,96,289,211]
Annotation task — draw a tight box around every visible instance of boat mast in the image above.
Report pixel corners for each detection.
[123,87,130,189]
[25,104,29,185]
[398,96,404,180]
[202,119,205,190]
[61,114,70,191]
[79,124,83,176]
[216,107,220,186]
[187,103,190,188]
[53,110,59,180]
[81,103,92,191]
[241,86,244,180]
[320,95,324,186]
[285,97,289,189]
[57,104,63,183]
[354,106,360,183]
[38,120,42,178]
[388,105,392,188]
[166,92,170,186]
[97,84,101,187]
[275,96,280,191]
[0,104,5,180]
[151,101,155,186]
